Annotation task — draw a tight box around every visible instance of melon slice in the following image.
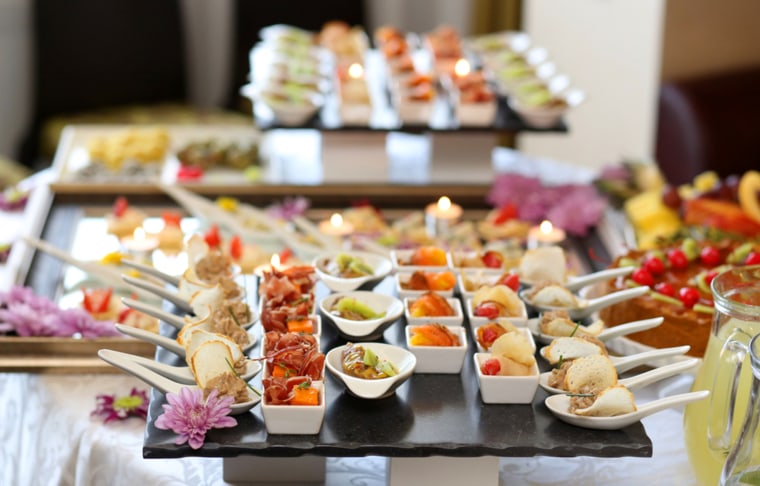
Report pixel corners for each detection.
[738,170,760,224]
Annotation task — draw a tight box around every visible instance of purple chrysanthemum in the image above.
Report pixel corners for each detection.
[486,174,608,236]
[91,387,149,423]
[57,308,120,338]
[266,197,310,221]
[0,187,29,211]
[154,387,237,450]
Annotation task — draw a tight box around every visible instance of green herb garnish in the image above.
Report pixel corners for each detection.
[565,392,595,398]
[228,307,242,327]
[569,322,581,337]
[225,358,262,396]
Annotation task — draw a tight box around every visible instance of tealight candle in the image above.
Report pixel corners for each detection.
[454,58,471,78]
[425,196,463,237]
[527,220,567,249]
[319,213,354,237]
[121,227,158,261]
[254,253,288,278]
[348,63,364,80]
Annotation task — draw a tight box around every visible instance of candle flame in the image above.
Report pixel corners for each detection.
[133,227,146,241]
[348,63,364,79]
[330,213,344,227]
[539,220,554,234]
[454,58,470,77]
[437,196,452,212]
[270,253,281,269]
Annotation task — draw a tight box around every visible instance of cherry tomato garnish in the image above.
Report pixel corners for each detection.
[631,268,654,287]
[700,246,721,267]
[678,287,700,308]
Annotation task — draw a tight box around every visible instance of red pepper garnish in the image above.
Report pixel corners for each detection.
[229,235,243,260]
[176,165,204,181]
[82,287,113,314]
[203,224,222,248]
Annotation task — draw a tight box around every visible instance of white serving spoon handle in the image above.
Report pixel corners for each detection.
[292,215,341,251]
[611,345,691,373]
[121,297,186,330]
[637,390,710,416]
[98,349,186,394]
[573,286,649,319]
[114,323,185,357]
[122,274,193,314]
[564,267,634,292]
[597,317,664,342]
[103,348,196,384]
[120,259,180,287]
[620,358,700,391]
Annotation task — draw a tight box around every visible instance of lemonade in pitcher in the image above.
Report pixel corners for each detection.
[684,266,760,486]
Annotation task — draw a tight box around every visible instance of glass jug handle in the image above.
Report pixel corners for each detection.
[709,328,753,453]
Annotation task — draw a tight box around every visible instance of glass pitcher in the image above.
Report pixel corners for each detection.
[684,265,760,486]
[721,332,760,485]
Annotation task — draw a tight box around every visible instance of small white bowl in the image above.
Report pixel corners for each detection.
[394,271,456,300]
[325,343,416,399]
[313,251,392,293]
[319,291,404,340]
[473,353,539,404]
[450,250,509,274]
[466,297,528,328]
[261,381,326,435]
[404,297,464,326]
[456,271,503,300]
[470,324,536,354]
[508,96,568,129]
[405,325,468,374]
[456,100,497,127]
[391,249,452,272]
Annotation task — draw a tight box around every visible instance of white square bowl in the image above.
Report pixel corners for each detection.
[456,271,503,300]
[394,271,456,300]
[473,353,539,404]
[466,297,528,328]
[405,325,468,374]
[261,381,326,434]
[391,249,452,273]
[470,324,536,354]
[449,250,511,274]
[404,297,464,326]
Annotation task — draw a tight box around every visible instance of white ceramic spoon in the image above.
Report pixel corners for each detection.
[539,358,700,395]
[521,286,649,320]
[114,323,258,356]
[528,316,664,345]
[539,344,692,374]
[98,349,260,415]
[99,348,262,385]
[561,267,635,292]
[120,259,181,287]
[121,298,256,331]
[544,390,709,430]
[122,274,194,314]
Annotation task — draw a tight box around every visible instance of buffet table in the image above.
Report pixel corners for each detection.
[0,371,698,485]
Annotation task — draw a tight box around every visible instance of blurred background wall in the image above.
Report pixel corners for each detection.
[1,0,758,173]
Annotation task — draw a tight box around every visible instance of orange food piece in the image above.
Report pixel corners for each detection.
[683,198,760,237]
[409,246,447,266]
[409,291,455,317]
[287,318,315,334]
[291,385,320,406]
[476,322,508,351]
[271,364,295,378]
[410,324,460,347]
[425,271,456,291]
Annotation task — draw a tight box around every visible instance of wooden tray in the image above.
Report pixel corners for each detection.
[0,336,155,373]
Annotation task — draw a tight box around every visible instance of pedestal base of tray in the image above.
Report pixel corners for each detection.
[387,456,499,486]
[223,456,327,485]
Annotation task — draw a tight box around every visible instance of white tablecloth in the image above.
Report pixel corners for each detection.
[0,372,698,486]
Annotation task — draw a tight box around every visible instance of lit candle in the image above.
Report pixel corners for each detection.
[319,213,354,237]
[347,63,364,80]
[121,227,158,261]
[454,58,471,78]
[254,253,285,278]
[425,196,463,237]
[527,220,567,249]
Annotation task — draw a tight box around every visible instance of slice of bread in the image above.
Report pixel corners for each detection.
[190,340,236,389]
[529,285,578,308]
[563,354,617,393]
[573,384,637,417]
[184,329,244,367]
[518,246,567,284]
[543,337,604,364]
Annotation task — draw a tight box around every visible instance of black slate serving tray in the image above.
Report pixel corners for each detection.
[142,275,651,460]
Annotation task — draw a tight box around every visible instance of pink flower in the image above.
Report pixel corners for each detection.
[266,197,310,221]
[154,388,237,450]
[91,387,149,423]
